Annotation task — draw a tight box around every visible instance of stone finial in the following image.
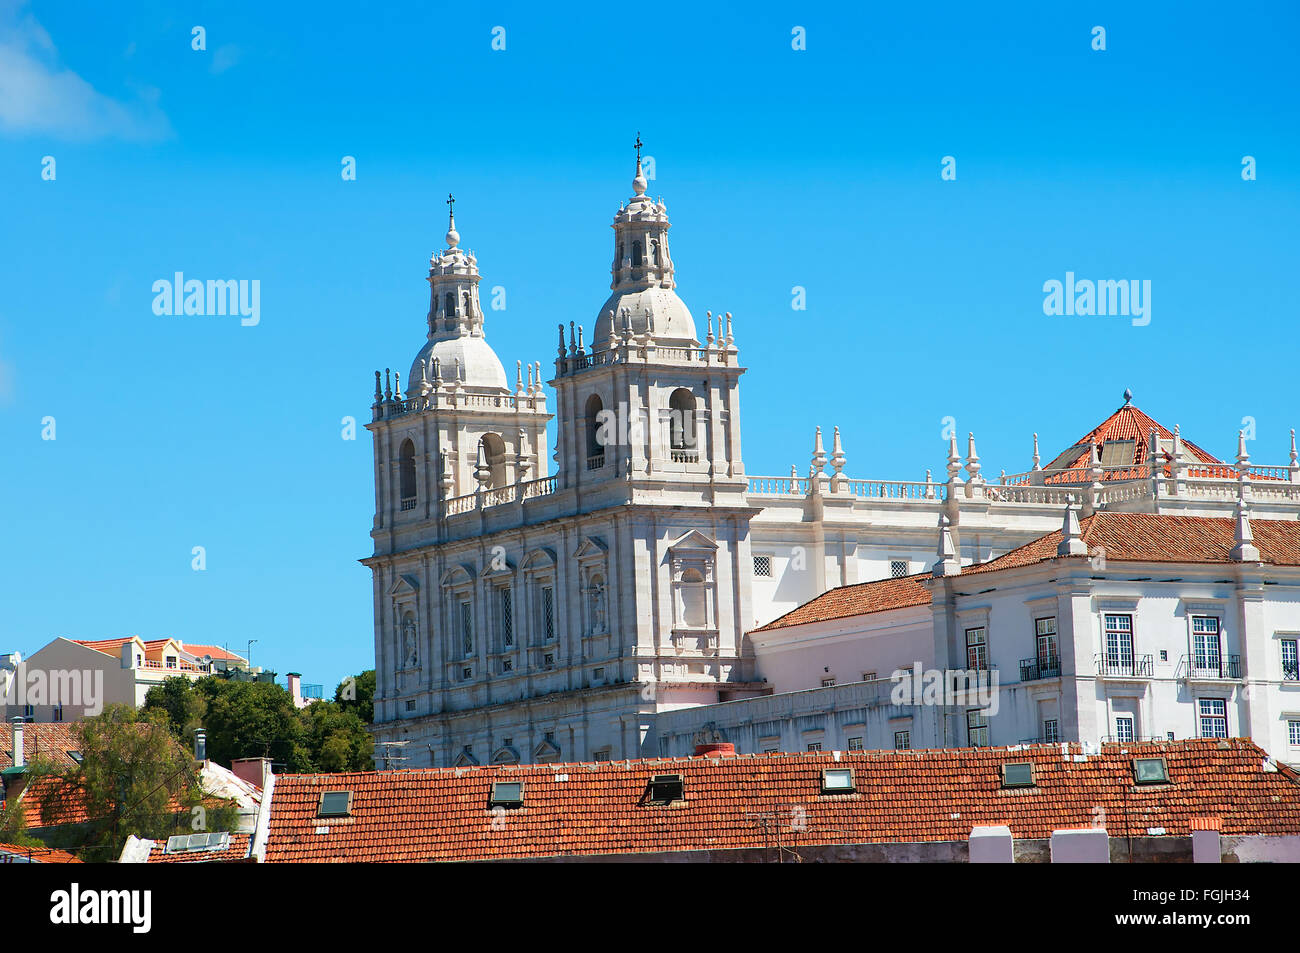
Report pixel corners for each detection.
[790,464,798,481]
[515,360,524,396]
[534,362,542,395]
[515,427,531,477]
[965,432,983,484]
[419,359,431,396]
[557,323,566,358]
[373,370,382,403]
[1231,487,1261,562]
[1290,429,1299,483]
[1236,429,1251,470]
[705,310,714,345]
[393,371,401,401]
[933,513,961,577]
[1032,432,1041,471]
[830,427,846,491]
[526,362,535,394]
[384,368,392,400]
[474,439,492,487]
[439,451,453,496]
[924,468,935,499]
[568,322,577,356]
[812,427,827,474]
[725,312,734,346]
[1123,387,1133,406]
[1058,495,1088,556]
[432,357,441,382]
[947,435,964,486]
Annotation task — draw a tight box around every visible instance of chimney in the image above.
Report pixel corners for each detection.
[693,742,735,758]
[231,757,271,790]
[121,641,136,670]
[194,729,207,762]
[12,718,24,769]
[286,672,302,707]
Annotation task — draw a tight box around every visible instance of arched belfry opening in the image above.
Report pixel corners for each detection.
[668,388,698,461]
[399,439,417,509]
[585,393,605,469]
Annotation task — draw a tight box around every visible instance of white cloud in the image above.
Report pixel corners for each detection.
[210,44,240,75]
[0,5,171,141]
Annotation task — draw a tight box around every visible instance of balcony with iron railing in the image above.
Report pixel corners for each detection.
[1178,654,1242,680]
[1094,653,1154,678]
[1019,655,1062,681]
[586,452,605,471]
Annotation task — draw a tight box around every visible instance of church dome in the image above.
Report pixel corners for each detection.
[410,335,507,392]
[592,287,697,348]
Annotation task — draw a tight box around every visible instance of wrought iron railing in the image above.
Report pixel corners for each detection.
[1094,653,1154,677]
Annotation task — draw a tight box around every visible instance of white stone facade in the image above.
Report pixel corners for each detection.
[365,153,1300,768]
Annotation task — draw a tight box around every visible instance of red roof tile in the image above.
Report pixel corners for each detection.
[0,722,84,772]
[261,740,1300,862]
[143,831,252,863]
[753,573,932,632]
[1040,401,1221,482]
[0,842,82,863]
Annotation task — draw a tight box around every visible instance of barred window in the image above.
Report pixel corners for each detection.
[1282,639,1298,681]
[460,601,473,656]
[541,586,555,641]
[1043,718,1059,743]
[753,554,772,577]
[890,559,909,578]
[499,588,513,648]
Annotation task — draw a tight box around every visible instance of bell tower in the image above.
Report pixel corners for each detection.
[550,138,747,505]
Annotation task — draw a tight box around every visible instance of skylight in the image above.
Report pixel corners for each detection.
[1133,758,1169,784]
[647,774,685,804]
[1002,762,1035,788]
[489,781,524,808]
[821,768,855,793]
[318,790,353,817]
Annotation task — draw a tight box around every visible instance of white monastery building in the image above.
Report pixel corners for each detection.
[365,146,1300,768]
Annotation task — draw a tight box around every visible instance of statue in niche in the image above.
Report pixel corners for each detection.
[590,576,607,633]
[401,614,419,669]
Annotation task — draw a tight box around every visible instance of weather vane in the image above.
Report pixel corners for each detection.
[634,133,642,163]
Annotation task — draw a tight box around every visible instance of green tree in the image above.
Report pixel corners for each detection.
[335,669,375,723]
[142,675,208,744]
[302,701,374,772]
[24,705,239,862]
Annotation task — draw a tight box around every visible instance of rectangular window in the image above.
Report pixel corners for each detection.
[1192,616,1221,674]
[460,601,473,656]
[894,730,910,750]
[890,559,910,578]
[542,586,556,641]
[543,653,555,668]
[1036,617,1058,664]
[593,750,611,762]
[966,710,988,747]
[1199,698,1228,739]
[806,742,822,752]
[753,554,772,577]
[1115,715,1135,743]
[1043,718,1059,743]
[861,671,877,682]
[847,737,863,750]
[500,589,513,648]
[1283,639,1299,681]
[821,677,836,688]
[965,626,987,672]
[1289,720,1300,747]
[1104,614,1134,673]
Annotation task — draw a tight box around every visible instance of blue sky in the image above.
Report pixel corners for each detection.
[1,1,1297,691]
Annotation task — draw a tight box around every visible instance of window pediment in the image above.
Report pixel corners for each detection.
[522,548,557,573]
[387,574,421,597]
[440,565,475,588]
[573,537,608,561]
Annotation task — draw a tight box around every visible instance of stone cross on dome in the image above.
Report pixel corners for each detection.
[632,133,647,196]
[445,193,459,249]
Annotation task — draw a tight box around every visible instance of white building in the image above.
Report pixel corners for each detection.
[366,145,1300,768]
[656,499,1300,766]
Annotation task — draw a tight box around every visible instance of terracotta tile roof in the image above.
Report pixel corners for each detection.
[966,511,1300,576]
[68,637,139,654]
[182,643,246,662]
[752,573,932,633]
[0,842,82,863]
[143,831,252,863]
[1039,401,1221,482]
[18,773,246,831]
[0,722,84,771]
[260,740,1300,862]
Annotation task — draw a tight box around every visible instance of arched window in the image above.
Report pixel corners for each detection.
[679,568,706,627]
[399,439,417,509]
[650,239,659,266]
[462,290,472,318]
[668,388,698,456]
[585,393,605,467]
[480,433,508,488]
[444,292,457,319]
[631,240,643,267]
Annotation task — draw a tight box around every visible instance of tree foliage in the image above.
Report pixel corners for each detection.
[143,671,374,774]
